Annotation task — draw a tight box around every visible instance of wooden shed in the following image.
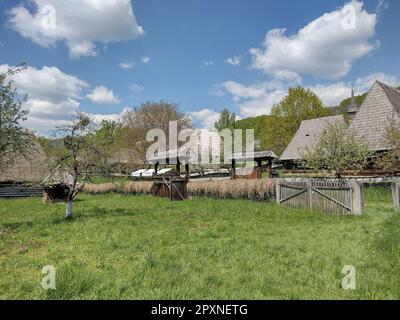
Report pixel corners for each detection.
[152,178,188,201]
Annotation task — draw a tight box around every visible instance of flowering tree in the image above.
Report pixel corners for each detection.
[301,121,370,178]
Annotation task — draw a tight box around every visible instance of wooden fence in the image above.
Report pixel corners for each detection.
[276,178,364,215]
[0,184,44,198]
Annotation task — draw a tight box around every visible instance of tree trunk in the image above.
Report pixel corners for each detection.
[65,200,73,220]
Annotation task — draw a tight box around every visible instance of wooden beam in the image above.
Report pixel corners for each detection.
[185,163,190,182]
[154,162,159,175]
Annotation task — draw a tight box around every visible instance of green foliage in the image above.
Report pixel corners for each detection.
[0,64,34,168]
[235,115,267,150]
[263,87,331,155]
[214,108,236,131]
[89,120,122,148]
[1,189,400,299]
[233,87,332,155]
[301,121,370,178]
[331,92,368,117]
[271,87,331,133]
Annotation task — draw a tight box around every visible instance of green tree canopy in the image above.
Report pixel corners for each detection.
[0,64,34,168]
[215,108,236,132]
[259,87,331,155]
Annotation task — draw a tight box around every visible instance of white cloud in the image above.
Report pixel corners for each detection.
[202,61,214,67]
[250,0,378,80]
[226,55,241,66]
[354,72,399,92]
[212,80,288,117]
[130,84,144,93]
[87,86,120,104]
[0,64,126,134]
[308,82,351,106]
[119,62,134,69]
[308,73,399,106]
[189,109,221,129]
[141,56,150,64]
[1,64,89,132]
[8,0,144,58]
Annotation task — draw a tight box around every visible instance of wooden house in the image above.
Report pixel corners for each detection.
[280,81,400,170]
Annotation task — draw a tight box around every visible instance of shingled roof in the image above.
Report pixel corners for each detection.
[348,81,400,151]
[280,115,345,161]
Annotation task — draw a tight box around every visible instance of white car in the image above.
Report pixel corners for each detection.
[131,169,148,178]
[141,169,155,178]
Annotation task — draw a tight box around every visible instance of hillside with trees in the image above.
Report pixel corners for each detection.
[235,85,400,156]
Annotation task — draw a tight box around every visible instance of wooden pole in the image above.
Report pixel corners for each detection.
[349,180,364,215]
[176,159,180,175]
[392,182,400,212]
[185,163,190,182]
[231,159,236,180]
[154,162,159,175]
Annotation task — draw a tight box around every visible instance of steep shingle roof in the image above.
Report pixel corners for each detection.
[280,115,345,161]
[348,81,400,151]
[379,81,400,114]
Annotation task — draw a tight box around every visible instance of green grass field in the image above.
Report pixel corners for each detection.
[1,187,399,300]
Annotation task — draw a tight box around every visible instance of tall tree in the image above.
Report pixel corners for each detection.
[214,108,236,131]
[0,64,34,168]
[260,87,331,155]
[120,101,192,163]
[301,121,370,178]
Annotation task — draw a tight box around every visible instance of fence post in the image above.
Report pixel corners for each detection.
[276,179,281,205]
[349,180,364,215]
[392,182,400,212]
[307,178,313,211]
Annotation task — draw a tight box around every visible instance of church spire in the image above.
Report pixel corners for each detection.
[348,86,358,120]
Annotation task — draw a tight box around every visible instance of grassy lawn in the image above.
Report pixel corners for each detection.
[1,187,400,300]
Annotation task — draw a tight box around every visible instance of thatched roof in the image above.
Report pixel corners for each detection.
[280,115,345,161]
[0,140,50,184]
[42,170,74,186]
[348,81,400,151]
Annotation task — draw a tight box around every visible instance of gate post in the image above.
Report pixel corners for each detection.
[350,180,364,215]
[307,178,312,211]
[276,179,281,205]
[391,182,400,212]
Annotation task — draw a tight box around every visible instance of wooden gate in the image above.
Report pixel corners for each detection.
[277,179,355,214]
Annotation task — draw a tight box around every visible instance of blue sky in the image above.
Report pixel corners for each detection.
[0,0,399,134]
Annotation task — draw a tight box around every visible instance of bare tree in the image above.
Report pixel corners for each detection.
[120,101,192,163]
[53,113,111,219]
